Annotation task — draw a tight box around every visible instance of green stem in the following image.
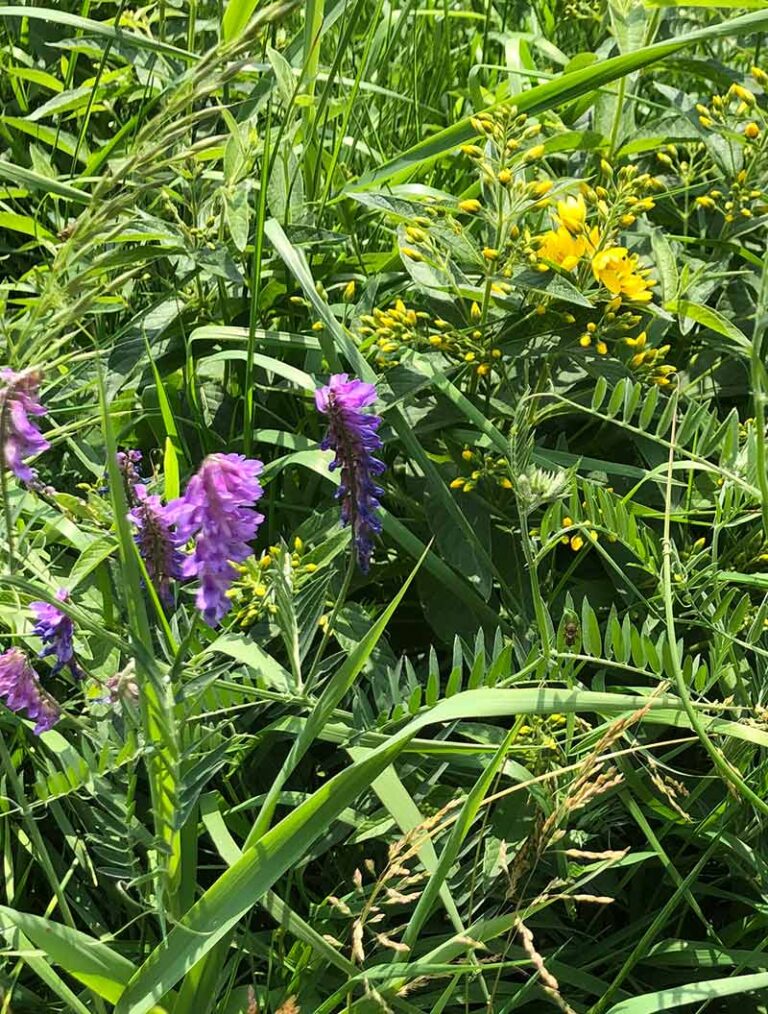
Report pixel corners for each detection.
[517,501,551,656]
[0,459,14,573]
[752,249,768,543]
[306,550,356,689]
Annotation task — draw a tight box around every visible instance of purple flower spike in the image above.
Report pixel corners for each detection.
[117,449,143,504]
[168,453,264,627]
[30,588,81,678]
[315,374,384,572]
[128,485,184,607]
[0,368,50,482]
[0,648,59,734]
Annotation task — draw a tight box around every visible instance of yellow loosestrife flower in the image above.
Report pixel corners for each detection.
[591,247,655,303]
[555,193,587,235]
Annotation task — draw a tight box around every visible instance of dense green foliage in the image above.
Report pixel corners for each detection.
[2,0,768,1011]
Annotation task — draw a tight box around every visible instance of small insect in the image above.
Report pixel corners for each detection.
[563,620,579,646]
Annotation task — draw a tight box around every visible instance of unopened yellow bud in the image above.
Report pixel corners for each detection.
[524,144,545,162]
[450,477,466,489]
[312,321,324,331]
[462,449,473,461]
[596,340,608,355]
[500,477,513,489]
[483,247,499,260]
[401,247,423,261]
[570,535,584,552]
[470,301,481,322]
[458,198,482,213]
[745,122,760,139]
[579,334,592,348]
[476,363,491,376]
[619,213,636,227]
[498,169,512,184]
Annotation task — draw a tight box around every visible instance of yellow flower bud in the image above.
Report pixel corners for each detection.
[483,247,499,260]
[401,246,423,261]
[462,449,474,461]
[458,198,482,213]
[450,477,466,489]
[343,279,356,302]
[470,301,482,322]
[745,122,760,139]
[476,363,491,376]
[596,340,608,355]
[524,144,545,162]
[498,169,512,184]
[570,535,584,552]
[579,334,592,348]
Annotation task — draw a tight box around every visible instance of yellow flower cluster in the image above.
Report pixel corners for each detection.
[357,299,502,376]
[450,448,513,494]
[228,538,318,629]
[695,169,766,224]
[560,515,599,552]
[696,78,764,134]
[623,331,675,387]
[592,247,655,302]
[691,75,768,224]
[535,183,657,304]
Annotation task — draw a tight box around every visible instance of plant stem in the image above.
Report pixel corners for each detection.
[306,550,356,688]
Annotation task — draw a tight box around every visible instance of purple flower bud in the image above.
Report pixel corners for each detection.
[117,449,143,504]
[0,368,50,482]
[0,648,59,734]
[168,453,264,627]
[30,588,81,678]
[128,485,184,606]
[315,374,384,572]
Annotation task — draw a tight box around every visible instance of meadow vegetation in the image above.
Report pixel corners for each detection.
[1,0,768,1011]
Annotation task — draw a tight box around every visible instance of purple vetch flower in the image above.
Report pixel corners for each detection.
[167,453,264,626]
[0,648,59,734]
[0,368,50,482]
[315,374,384,572]
[30,588,81,678]
[128,485,184,606]
[117,449,143,504]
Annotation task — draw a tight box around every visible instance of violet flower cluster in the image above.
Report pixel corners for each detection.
[167,453,264,626]
[0,368,50,482]
[30,588,81,678]
[316,374,384,572]
[117,449,143,504]
[129,485,185,606]
[0,648,59,734]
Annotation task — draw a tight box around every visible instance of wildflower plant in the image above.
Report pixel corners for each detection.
[2,7,768,1014]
